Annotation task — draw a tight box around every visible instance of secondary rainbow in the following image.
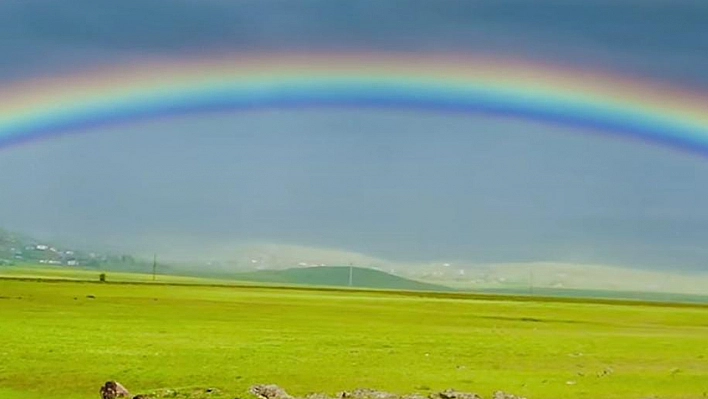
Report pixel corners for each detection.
[1,53,708,154]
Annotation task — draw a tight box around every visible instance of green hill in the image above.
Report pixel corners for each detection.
[231,266,452,292]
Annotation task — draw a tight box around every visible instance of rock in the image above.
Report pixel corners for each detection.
[100,381,131,399]
[112,383,528,399]
[332,388,483,399]
[431,390,482,399]
[492,391,526,399]
[348,388,400,399]
[250,385,294,399]
[305,393,333,399]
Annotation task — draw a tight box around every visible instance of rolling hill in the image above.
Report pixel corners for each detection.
[230,266,452,292]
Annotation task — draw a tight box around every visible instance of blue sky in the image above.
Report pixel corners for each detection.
[1,1,707,270]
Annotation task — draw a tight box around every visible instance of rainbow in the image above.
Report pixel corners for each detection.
[1,53,708,154]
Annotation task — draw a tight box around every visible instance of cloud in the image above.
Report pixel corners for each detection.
[0,1,707,85]
[1,1,708,271]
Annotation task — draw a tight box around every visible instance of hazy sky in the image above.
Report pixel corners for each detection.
[1,1,708,270]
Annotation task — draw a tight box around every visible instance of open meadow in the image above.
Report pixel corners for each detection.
[0,277,707,399]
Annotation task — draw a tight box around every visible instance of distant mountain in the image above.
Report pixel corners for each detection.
[230,266,452,292]
[4,228,707,296]
[153,242,395,271]
[180,243,707,296]
[157,242,708,296]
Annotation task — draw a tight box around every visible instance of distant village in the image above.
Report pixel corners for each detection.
[1,243,83,266]
[0,229,135,268]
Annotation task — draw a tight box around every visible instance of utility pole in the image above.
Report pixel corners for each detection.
[152,254,157,281]
[348,262,354,287]
[529,267,534,296]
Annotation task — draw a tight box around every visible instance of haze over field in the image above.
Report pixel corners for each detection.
[1,1,708,281]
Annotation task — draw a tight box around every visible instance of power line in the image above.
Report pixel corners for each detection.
[348,263,354,287]
[152,254,157,281]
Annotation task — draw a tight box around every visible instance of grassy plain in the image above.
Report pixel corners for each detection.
[0,265,450,292]
[0,278,707,399]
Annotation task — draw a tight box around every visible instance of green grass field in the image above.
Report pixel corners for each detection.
[473,286,708,305]
[1,277,707,399]
[0,265,451,292]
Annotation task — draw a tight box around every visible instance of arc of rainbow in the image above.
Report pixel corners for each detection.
[1,54,707,154]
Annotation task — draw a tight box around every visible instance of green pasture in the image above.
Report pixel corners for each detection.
[0,265,449,292]
[0,278,707,399]
[0,265,230,285]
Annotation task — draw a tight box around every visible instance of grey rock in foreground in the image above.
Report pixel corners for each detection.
[100,381,132,399]
[251,384,296,399]
[98,382,526,399]
[492,392,526,399]
[338,388,402,399]
[99,382,221,399]
[252,384,526,399]
[431,389,482,399]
